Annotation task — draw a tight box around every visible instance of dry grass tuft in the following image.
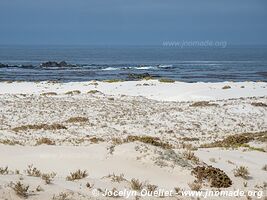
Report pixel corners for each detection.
[0,166,9,175]
[188,181,202,191]
[36,185,44,192]
[66,116,88,123]
[41,172,56,184]
[191,165,232,188]
[104,173,127,183]
[52,192,70,200]
[13,123,67,132]
[183,150,199,163]
[36,137,55,145]
[66,169,88,181]
[233,166,250,179]
[26,164,41,177]
[126,135,172,149]
[130,178,144,191]
[86,182,94,188]
[146,184,158,192]
[11,181,29,197]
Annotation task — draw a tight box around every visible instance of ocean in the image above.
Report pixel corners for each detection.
[0,45,267,82]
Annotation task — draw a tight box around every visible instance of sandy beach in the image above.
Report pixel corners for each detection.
[0,80,266,200]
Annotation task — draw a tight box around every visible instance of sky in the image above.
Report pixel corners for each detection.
[0,0,267,45]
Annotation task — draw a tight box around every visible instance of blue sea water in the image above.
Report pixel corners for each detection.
[0,45,267,82]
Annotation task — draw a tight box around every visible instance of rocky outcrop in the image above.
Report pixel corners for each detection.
[40,61,76,68]
[0,63,34,68]
[0,63,11,68]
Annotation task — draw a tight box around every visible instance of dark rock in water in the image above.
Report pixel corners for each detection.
[0,63,9,68]
[21,64,35,68]
[127,73,153,80]
[40,61,76,68]
[0,63,35,68]
[257,72,267,77]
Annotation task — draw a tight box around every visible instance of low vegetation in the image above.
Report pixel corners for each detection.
[155,149,191,168]
[41,172,56,184]
[174,187,181,195]
[190,101,218,107]
[65,116,88,123]
[201,135,250,148]
[181,137,200,142]
[112,137,124,145]
[0,139,22,145]
[209,158,217,163]
[65,90,81,95]
[104,79,122,83]
[52,192,70,200]
[188,181,202,191]
[86,182,94,188]
[89,137,105,143]
[41,92,57,96]
[26,165,42,177]
[66,169,88,181]
[183,150,199,163]
[251,102,267,107]
[128,73,153,80]
[262,165,267,171]
[191,165,232,188]
[11,181,29,198]
[0,166,9,175]
[158,78,175,83]
[126,135,172,149]
[146,184,158,192]
[130,178,144,191]
[233,166,250,179]
[104,173,126,183]
[13,123,67,132]
[245,145,265,152]
[200,132,267,148]
[36,185,44,192]
[36,137,55,145]
[87,90,101,94]
[222,85,231,89]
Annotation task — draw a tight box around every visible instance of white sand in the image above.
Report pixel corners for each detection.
[0,80,266,101]
[0,80,266,200]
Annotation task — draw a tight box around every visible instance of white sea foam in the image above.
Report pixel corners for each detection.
[158,64,173,68]
[102,67,118,71]
[135,66,154,70]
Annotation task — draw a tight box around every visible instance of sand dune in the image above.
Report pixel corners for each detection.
[0,80,266,199]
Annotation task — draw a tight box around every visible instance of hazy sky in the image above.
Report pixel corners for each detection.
[0,0,267,45]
